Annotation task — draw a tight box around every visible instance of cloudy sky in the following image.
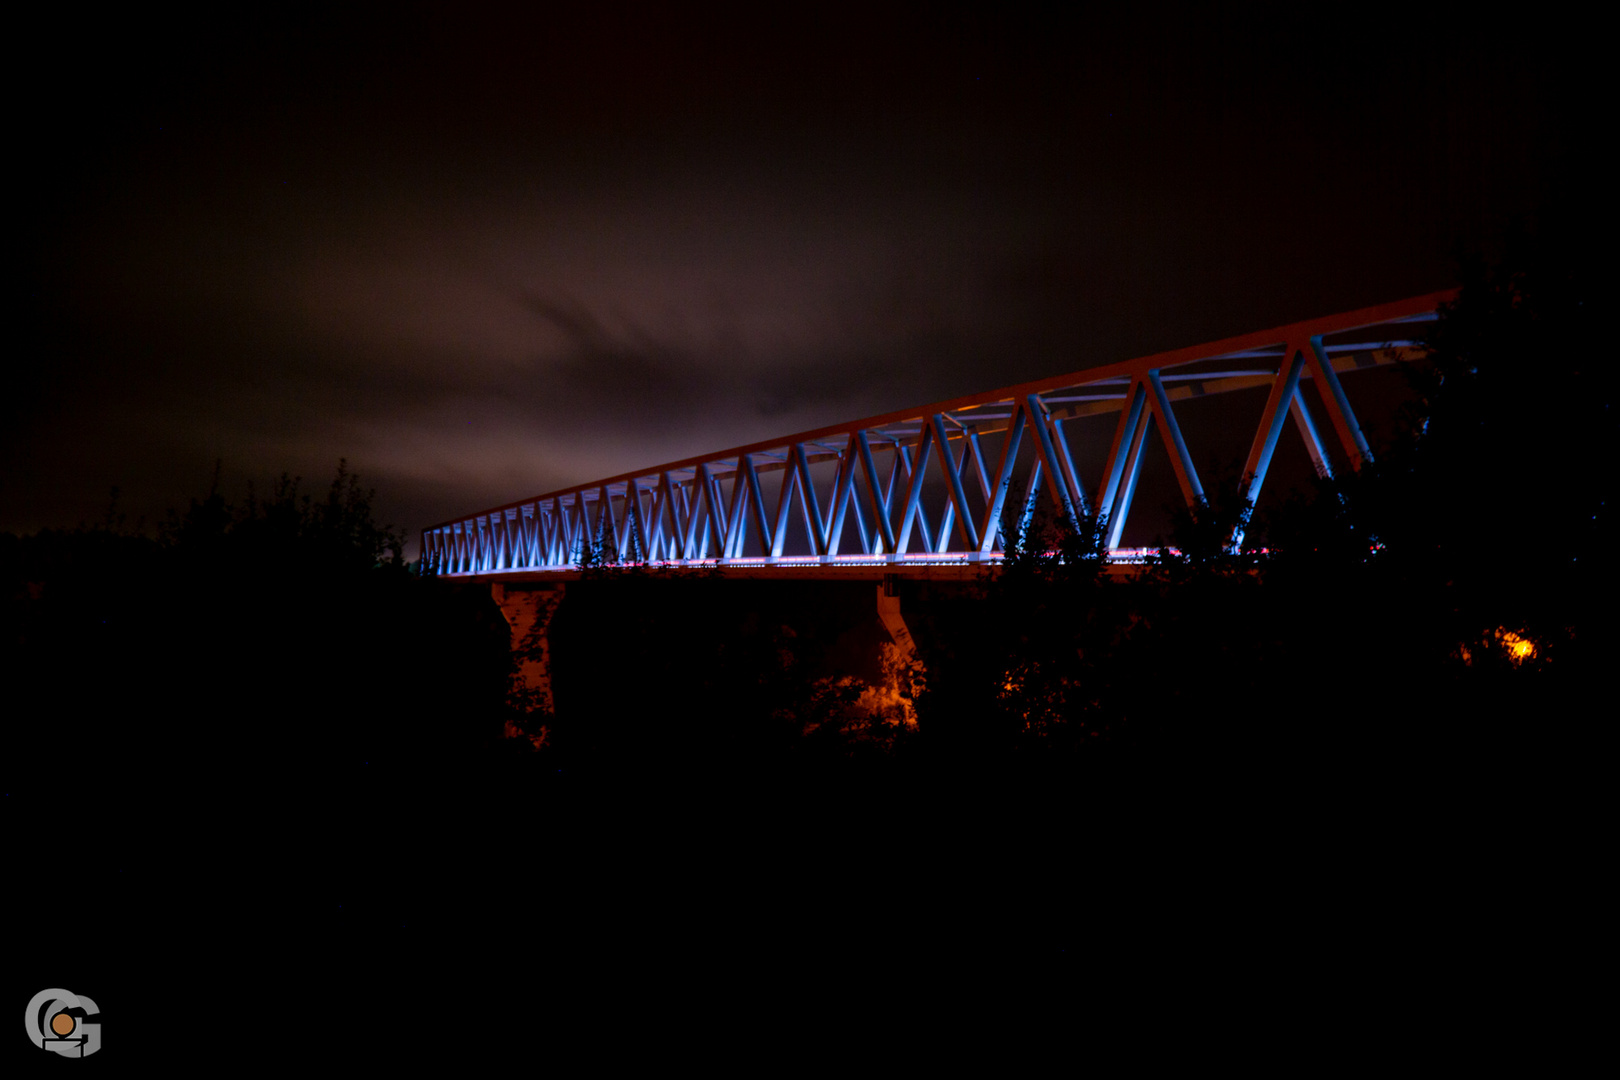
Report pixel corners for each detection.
[12,5,1588,555]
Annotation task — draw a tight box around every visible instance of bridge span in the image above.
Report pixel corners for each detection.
[424,291,1451,579]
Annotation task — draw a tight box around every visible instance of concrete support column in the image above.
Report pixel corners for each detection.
[491,583,565,715]
[876,575,924,728]
[875,575,916,664]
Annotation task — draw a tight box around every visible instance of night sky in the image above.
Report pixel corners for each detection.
[13,6,1588,557]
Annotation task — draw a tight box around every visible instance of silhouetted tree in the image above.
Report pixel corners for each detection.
[1,462,515,807]
[909,235,1605,784]
[911,495,1127,764]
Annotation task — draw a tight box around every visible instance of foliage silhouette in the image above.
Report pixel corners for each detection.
[574,497,650,577]
[575,512,612,573]
[904,235,1605,785]
[1147,477,1258,578]
[2,461,514,806]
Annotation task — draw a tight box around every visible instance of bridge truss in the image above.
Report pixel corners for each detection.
[423,292,1451,576]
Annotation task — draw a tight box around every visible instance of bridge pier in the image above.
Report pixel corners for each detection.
[876,574,917,666]
[491,583,565,738]
[874,575,925,727]
[484,574,930,741]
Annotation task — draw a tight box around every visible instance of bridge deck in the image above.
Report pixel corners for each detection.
[446,555,1162,585]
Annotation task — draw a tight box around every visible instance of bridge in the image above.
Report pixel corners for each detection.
[424,290,1452,581]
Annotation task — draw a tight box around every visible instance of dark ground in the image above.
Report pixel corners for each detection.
[6,564,1602,1067]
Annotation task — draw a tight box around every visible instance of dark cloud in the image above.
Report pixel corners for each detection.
[10,6,1593,555]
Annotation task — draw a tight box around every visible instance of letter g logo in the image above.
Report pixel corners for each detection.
[25,989,102,1058]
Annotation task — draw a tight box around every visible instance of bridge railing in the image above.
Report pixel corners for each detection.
[423,292,1451,576]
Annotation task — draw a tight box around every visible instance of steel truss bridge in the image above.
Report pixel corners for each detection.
[424,292,1452,578]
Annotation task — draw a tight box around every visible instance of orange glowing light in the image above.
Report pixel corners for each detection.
[1496,628,1536,663]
